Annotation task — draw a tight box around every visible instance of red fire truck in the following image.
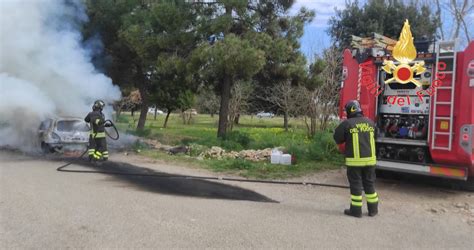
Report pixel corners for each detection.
[339,37,474,183]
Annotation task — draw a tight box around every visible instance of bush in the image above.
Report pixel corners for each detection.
[308,132,342,162]
[181,137,198,145]
[219,139,243,151]
[287,142,308,161]
[188,143,208,157]
[223,131,252,148]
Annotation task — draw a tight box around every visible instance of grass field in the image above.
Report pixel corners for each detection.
[114,112,344,179]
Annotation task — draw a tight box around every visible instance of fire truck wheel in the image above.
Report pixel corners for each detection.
[375,169,403,181]
[459,178,474,192]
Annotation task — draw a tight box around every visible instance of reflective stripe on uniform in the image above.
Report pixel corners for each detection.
[370,131,375,158]
[366,192,379,203]
[88,149,95,155]
[352,133,360,159]
[345,157,376,166]
[351,195,362,200]
[90,132,106,138]
[347,124,376,167]
[351,201,363,206]
[94,151,102,159]
[351,194,363,206]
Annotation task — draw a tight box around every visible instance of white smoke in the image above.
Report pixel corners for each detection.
[0,0,121,151]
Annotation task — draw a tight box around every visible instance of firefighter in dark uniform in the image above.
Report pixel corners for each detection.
[85,100,111,161]
[334,100,379,218]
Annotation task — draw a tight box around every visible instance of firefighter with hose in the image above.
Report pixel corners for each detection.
[85,100,112,162]
[334,100,379,218]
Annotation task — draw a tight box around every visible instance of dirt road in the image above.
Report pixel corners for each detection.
[1,151,473,249]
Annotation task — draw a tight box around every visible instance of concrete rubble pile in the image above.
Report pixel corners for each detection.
[129,138,275,162]
[200,146,272,162]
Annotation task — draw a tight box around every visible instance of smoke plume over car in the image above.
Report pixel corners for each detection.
[0,0,121,152]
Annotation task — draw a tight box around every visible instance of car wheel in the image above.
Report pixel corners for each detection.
[41,142,53,154]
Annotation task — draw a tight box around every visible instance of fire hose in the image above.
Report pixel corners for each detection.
[57,120,349,189]
[104,119,119,140]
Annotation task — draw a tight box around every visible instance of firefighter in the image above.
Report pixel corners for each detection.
[334,100,379,218]
[85,100,112,162]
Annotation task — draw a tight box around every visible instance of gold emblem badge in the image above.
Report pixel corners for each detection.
[382,20,426,86]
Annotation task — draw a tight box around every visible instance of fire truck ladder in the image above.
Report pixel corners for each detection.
[431,40,457,151]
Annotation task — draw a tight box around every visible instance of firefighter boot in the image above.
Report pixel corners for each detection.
[344,205,362,218]
[368,202,378,217]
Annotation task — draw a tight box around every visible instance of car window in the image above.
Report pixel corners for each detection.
[39,119,52,130]
[56,120,89,132]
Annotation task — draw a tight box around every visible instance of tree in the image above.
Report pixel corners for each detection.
[83,0,143,118]
[196,86,220,117]
[118,2,200,131]
[150,55,196,128]
[113,87,138,119]
[328,0,439,49]
[228,81,253,130]
[188,1,312,136]
[292,45,340,136]
[84,1,200,131]
[178,90,195,125]
[313,47,342,131]
[190,34,265,138]
[257,81,299,131]
[250,4,315,128]
[294,86,318,137]
[434,0,473,43]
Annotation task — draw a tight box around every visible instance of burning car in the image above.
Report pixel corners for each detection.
[38,117,89,153]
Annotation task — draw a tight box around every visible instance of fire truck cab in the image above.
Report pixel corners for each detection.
[339,36,474,181]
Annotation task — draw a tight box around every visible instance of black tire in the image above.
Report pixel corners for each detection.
[375,169,403,181]
[458,177,474,192]
[41,142,51,154]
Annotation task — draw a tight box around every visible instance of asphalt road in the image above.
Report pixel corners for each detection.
[1,151,473,249]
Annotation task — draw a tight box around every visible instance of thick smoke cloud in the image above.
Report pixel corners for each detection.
[0,0,121,151]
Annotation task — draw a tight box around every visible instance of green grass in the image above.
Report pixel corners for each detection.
[115,112,344,179]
